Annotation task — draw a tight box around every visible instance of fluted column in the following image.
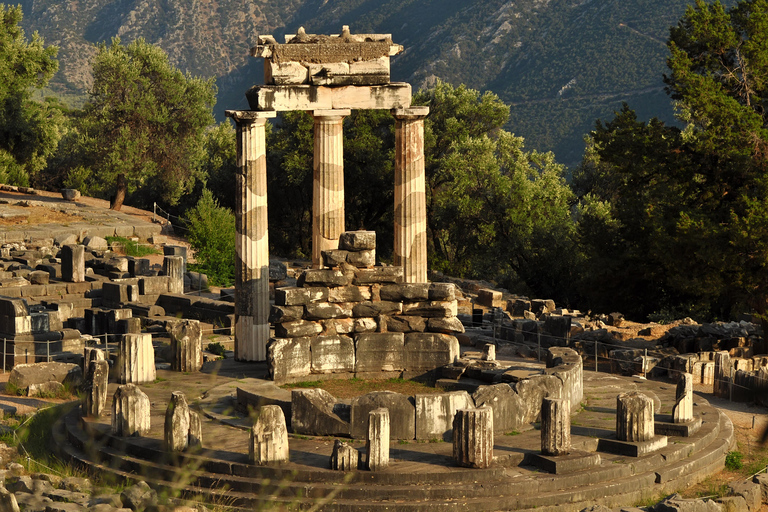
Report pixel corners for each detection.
[616,391,654,442]
[226,110,276,362]
[393,107,429,283]
[313,109,350,268]
[541,398,570,455]
[672,372,693,423]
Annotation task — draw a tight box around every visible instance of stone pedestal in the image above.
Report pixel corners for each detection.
[83,347,105,382]
[714,351,731,398]
[482,344,496,362]
[62,245,85,283]
[112,384,150,437]
[366,407,390,471]
[312,109,350,268]
[672,372,693,423]
[163,256,184,295]
[330,440,359,471]
[168,320,202,372]
[250,405,289,465]
[118,333,156,384]
[393,107,429,283]
[165,391,191,452]
[226,110,276,362]
[617,391,654,442]
[702,361,715,386]
[541,398,570,456]
[83,360,109,418]
[452,406,493,469]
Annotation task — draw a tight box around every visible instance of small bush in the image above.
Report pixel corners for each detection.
[206,342,227,358]
[725,451,744,471]
[185,189,235,286]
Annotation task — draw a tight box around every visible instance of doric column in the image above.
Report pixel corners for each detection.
[541,398,570,456]
[312,109,350,268]
[226,110,276,362]
[392,107,429,283]
[452,406,494,468]
[616,391,655,442]
[672,372,693,423]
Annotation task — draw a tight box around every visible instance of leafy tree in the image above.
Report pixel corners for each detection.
[185,188,235,286]
[67,38,216,210]
[0,4,63,186]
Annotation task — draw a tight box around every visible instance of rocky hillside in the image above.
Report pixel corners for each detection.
[18,0,734,165]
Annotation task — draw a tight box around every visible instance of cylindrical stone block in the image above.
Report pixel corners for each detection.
[366,407,390,471]
[616,391,654,442]
[702,361,715,386]
[250,405,289,465]
[714,350,731,398]
[312,109,349,268]
[393,107,429,283]
[164,391,190,452]
[112,384,150,437]
[330,439,359,471]
[541,397,571,455]
[61,245,85,283]
[118,333,156,384]
[673,372,693,423]
[453,406,493,468]
[83,359,109,418]
[168,319,202,372]
[227,111,275,362]
[482,343,496,362]
[163,255,184,295]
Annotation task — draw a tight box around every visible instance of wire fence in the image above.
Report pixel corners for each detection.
[153,203,191,233]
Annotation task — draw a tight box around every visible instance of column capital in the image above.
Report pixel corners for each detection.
[225,110,277,123]
[392,106,429,120]
[312,109,352,118]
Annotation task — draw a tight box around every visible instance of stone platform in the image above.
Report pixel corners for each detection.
[53,360,734,512]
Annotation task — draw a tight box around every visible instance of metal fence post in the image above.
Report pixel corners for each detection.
[537,331,541,362]
[2,338,5,373]
[595,342,598,372]
[643,348,647,379]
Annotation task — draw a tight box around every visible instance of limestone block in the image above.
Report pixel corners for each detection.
[328,285,371,303]
[275,320,323,338]
[380,283,429,302]
[168,319,203,372]
[477,289,502,308]
[350,391,415,440]
[346,250,375,268]
[482,344,496,361]
[250,405,289,465]
[366,408,389,471]
[83,360,109,418]
[0,297,31,335]
[616,391,655,442]
[330,440,358,471]
[112,384,150,437]
[415,391,474,441]
[384,315,426,333]
[404,333,459,372]
[189,410,203,448]
[117,333,156,384]
[105,257,129,273]
[301,269,350,287]
[139,276,170,295]
[339,231,376,251]
[246,83,412,112]
[531,299,556,316]
[308,62,350,85]
[754,473,768,505]
[9,362,82,390]
[120,481,157,511]
[164,391,190,452]
[320,318,355,335]
[428,283,456,301]
[453,406,493,468]
[275,287,321,306]
[352,301,402,317]
[354,318,377,332]
[322,249,349,268]
[672,372,694,423]
[268,337,311,382]
[129,258,151,277]
[354,333,405,373]
[268,305,304,323]
[82,347,105,381]
[83,236,108,251]
[349,56,390,76]
[512,374,562,425]
[163,256,184,294]
[541,398,570,456]
[266,60,309,85]
[728,480,761,512]
[352,267,404,285]
[292,388,350,437]
[28,270,49,285]
[310,335,354,373]
[714,351,732,398]
[473,384,526,432]
[304,303,352,320]
[702,362,715,386]
[402,301,457,318]
[60,188,80,201]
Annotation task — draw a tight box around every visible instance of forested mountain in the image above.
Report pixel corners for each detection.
[18,0,732,165]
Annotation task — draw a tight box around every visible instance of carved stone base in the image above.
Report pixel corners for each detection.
[529,450,601,474]
[598,435,668,457]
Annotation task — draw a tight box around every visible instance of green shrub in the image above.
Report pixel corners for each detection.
[725,451,744,471]
[105,236,160,257]
[185,189,235,286]
[206,342,227,358]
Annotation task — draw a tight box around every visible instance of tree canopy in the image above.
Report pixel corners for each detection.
[60,37,217,209]
[0,4,63,186]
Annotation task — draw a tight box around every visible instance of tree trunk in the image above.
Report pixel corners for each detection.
[110,173,127,211]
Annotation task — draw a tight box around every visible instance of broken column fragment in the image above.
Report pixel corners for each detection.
[250,405,289,465]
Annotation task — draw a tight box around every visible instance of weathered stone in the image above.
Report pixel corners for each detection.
[120,481,157,511]
[482,344,496,361]
[426,316,465,334]
[453,406,493,468]
[354,333,405,373]
[250,405,289,465]
[428,283,456,301]
[404,333,459,372]
[292,389,349,437]
[330,439,358,471]
[246,83,412,112]
[0,297,30,335]
[350,391,415,440]
[513,374,562,424]
[304,302,351,320]
[27,381,63,397]
[301,269,350,287]
[352,301,402,317]
[728,480,761,512]
[673,372,694,423]
[8,362,82,390]
[473,384,526,432]
[275,319,323,338]
[352,267,403,285]
[354,317,377,332]
[83,360,109,418]
[366,408,389,471]
[541,397,570,456]
[384,315,426,333]
[616,391,655,442]
[28,270,49,285]
[328,285,371,303]
[346,250,375,268]
[268,337,311,382]
[754,473,768,505]
[61,245,85,283]
[105,257,129,273]
[0,487,19,512]
[415,391,474,441]
[268,305,304,323]
[380,284,429,302]
[339,231,376,251]
[189,409,203,448]
[531,299,556,316]
[163,256,184,294]
[164,391,190,452]
[83,236,108,251]
[117,333,156,384]
[322,249,350,268]
[402,301,457,318]
[310,335,354,373]
[477,289,502,308]
[111,384,150,437]
[320,317,355,335]
[82,347,105,382]
[714,351,732,398]
[168,319,203,372]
